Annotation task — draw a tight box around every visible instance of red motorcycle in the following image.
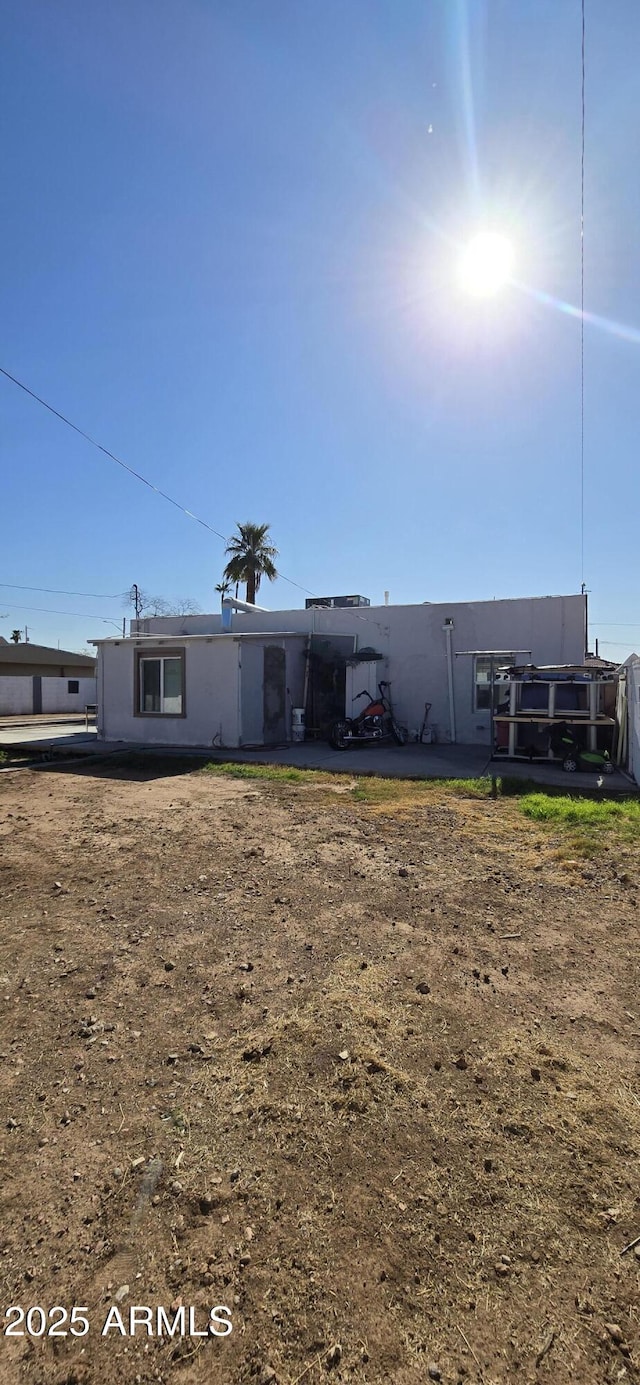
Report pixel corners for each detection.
[329,681,408,751]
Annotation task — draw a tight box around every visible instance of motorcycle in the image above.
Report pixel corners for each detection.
[329,680,408,751]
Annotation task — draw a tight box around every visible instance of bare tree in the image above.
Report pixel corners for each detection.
[171,597,202,616]
[126,589,201,618]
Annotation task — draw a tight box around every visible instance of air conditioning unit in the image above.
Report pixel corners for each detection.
[305,594,370,609]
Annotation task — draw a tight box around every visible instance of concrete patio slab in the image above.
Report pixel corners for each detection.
[0,714,98,752]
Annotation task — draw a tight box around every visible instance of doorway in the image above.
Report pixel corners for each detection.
[263,645,286,744]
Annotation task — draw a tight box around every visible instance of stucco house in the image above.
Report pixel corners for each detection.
[92,591,588,750]
[0,641,97,716]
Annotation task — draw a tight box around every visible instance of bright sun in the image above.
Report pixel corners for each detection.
[460,232,514,296]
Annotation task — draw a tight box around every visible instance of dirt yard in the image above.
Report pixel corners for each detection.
[0,759,638,1385]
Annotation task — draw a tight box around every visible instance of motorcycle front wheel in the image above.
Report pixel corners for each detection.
[329,719,352,750]
[391,720,408,746]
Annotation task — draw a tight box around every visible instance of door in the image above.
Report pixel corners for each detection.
[32,675,42,714]
[239,642,263,745]
[306,634,356,732]
[263,645,286,744]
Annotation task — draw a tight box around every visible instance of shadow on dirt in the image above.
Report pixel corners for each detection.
[4,750,213,783]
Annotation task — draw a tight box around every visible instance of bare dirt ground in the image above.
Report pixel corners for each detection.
[0,759,638,1385]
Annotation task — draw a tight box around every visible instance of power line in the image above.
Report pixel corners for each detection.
[0,365,316,598]
[580,0,585,585]
[0,581,122,598]
[1,602,122,627]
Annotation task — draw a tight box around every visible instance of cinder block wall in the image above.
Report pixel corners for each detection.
[41,677,97,713]
[0,677,33,715]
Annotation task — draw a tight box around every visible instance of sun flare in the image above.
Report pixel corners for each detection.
[460,232,514,296]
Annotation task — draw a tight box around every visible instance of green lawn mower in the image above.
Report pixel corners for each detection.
[549,723,614,775]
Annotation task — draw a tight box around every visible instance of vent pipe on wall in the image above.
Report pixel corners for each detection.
[221,596,269,632]
[442,619,456,744]
[222,597,269,614]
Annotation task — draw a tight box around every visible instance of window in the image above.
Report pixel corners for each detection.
[67,679,79,694]
[474,656,516,712]
[136,650,185,716]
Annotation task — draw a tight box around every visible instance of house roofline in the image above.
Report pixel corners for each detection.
[90,631,314,646]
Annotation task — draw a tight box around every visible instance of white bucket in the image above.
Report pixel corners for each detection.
[291,708,306,742]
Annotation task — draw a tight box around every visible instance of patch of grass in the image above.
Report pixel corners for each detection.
[202,762,498,812]
[351,775,493,808]
[203,760,322,784]
[520,790,640,867]
[519,792,640,829]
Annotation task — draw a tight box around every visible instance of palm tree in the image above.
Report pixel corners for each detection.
[215,578,232,609]
[223,523,278,605]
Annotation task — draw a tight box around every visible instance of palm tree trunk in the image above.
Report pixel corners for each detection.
[246,571,256,604]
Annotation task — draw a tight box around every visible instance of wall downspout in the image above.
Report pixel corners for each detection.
[236,642,242,747]
[98,648,105,739]
[443,621,456,744]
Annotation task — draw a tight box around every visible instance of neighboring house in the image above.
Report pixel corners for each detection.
[0,643,97,716]
[93,592,588,750]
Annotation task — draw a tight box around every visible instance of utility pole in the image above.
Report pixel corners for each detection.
[128,584,142,620]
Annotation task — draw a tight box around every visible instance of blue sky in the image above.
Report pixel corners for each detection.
[1,0,638,660]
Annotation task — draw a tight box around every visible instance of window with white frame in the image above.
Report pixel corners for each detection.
[474,656,516,711]
[137,652,184,715]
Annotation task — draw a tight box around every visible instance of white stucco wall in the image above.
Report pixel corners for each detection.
[627,657,640,786]
[97,634,309,748]
[0,676,97,715]
[41,677,97,713]
[98,637,241,747]
[0,677,33,715]
[131,594,586,745]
